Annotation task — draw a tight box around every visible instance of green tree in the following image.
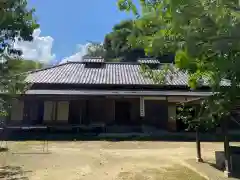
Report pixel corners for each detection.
[118,0,240,127]
[7,59,43,74]
[104,16,174,62]
[0,0,39,117]
[84,42,106,58]
[104,20,145,62]
[118,0,240,175]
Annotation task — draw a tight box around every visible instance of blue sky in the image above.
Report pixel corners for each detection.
[19,0,134,64]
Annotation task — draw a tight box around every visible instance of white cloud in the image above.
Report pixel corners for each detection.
[14,28,56,64]
[59,43,90,64]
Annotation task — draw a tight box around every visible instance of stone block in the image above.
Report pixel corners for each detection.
[215,150,240,174]
[231,154,240,172]
[215,151,225,170]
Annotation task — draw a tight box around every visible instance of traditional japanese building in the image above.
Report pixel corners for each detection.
[9,57,212,132]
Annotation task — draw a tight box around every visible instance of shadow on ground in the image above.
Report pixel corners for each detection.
[0,131,239,142]
[0,166,31,180]
[207,162,240,179]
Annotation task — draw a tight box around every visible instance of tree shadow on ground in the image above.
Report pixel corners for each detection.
[0,147,8,152]
[1,130,240,142]
[0,166,31,180]
[207,162,240,179]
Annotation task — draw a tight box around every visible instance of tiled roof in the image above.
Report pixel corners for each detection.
[25,61,190,86]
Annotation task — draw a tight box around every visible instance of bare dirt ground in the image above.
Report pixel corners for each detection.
[0,141,238,180]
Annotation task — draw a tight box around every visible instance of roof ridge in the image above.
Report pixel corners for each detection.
[29,61,73,74]
[29,61,175,74]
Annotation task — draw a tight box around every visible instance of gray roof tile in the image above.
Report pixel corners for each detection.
[82,57,104,63]
[26,62,190,86]
[138,58,160,64]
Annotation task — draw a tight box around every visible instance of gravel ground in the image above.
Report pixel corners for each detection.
[0,141,237,180]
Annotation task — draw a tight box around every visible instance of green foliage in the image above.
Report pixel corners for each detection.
[7,58,43,74]
[118,0,240,128]
[140,63,176,84]
[177,103,220,131]
[0,0,39,118]
[0,57,40,118]
[118,0,139,16]
[0,0,39,55]
[103,20,146,62]
[106,4,176,63]
[104,15,174,62]
[84,42,106,58]
[177,104,196,131]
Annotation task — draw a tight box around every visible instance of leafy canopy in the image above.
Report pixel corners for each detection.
[118,0,240,127]
[0,0,39,115]
[83,42,106,58]
[0,0,39,55]
[104,20,145,62]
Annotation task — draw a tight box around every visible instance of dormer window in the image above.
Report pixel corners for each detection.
[83,57,105,68]
[138,58,160,69]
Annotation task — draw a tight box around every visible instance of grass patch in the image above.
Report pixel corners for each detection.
[117,165,206,180]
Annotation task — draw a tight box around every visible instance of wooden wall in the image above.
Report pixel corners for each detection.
[9,96,178,131]
[10,99,24,122]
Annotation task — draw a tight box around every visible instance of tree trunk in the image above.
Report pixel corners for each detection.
[222,118,231,177]
[194,105,203,162]
[196,127,203,162]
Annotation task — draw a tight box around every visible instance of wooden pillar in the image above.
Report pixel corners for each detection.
[140,97,145,122]
[54,101,58,122]
[168,104,177,131]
